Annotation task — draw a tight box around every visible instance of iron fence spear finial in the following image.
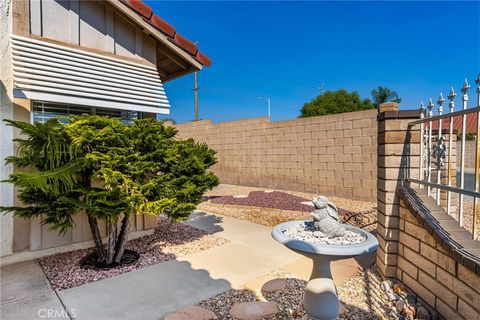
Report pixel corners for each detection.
[462,79,470,96]
[448,87,456,113]
[437,93,445,115]
[420,101,425,119]
[428,98,434,117]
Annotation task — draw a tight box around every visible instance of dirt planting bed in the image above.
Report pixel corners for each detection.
[39,218,228,290]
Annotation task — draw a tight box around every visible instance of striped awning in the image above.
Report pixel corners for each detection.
[11,35,170,114]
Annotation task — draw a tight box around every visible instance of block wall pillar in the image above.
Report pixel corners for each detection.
[376,103,420,278]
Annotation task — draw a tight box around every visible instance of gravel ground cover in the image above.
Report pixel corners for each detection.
[198,265,391,320]
[197,202,311,227]
[204,184,376,213]
[39,218,228,290]
[210,190,316,212]
[200,185,377,231]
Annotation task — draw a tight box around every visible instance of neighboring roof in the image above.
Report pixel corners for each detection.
[431,112,477,134]
[119,0,211,67]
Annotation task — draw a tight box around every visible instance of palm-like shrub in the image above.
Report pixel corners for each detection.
[2,115,218,267]
[371,86,402,107]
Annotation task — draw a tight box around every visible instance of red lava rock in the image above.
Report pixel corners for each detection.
[210,191,351,217]
[38,218,226,291]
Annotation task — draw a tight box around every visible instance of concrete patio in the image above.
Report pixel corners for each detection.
[0,211,374,320]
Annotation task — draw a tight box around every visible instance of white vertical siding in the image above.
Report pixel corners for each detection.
[29,0,157,64]
[12,35,170,114]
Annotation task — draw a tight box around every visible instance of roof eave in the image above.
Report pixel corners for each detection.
[106,0,203,71]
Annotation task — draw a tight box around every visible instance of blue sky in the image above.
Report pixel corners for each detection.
[146,1,480,123]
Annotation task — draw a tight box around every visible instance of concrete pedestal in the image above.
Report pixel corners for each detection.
[304,259,339,320]
[271,220,379,320]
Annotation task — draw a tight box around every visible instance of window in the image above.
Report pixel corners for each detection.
[32,102,141,124]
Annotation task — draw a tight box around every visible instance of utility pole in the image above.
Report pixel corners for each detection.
[258,96,271,118]
[320,82,325,95]
[194,71,199,121]
[267,97,271,118]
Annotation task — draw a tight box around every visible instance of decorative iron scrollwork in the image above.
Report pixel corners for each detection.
[432,136,446,167]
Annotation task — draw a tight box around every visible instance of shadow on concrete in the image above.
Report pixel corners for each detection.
[183,211,225,234]
[57,259,232,320]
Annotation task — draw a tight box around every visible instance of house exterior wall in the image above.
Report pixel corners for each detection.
[0,0,14,257]
[29,0,157,64]
[1,0,160,258]
[172,109,378,201]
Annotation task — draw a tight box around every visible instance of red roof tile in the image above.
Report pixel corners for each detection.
[120,0,152,19]
[194,51,212,67]
[170,33,197,55]
[148,14,176,38]
[431,112,478,134]
[120,0,211,67]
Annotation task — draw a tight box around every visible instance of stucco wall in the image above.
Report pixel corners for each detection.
[0,0,14,256]
[172,109,378,201]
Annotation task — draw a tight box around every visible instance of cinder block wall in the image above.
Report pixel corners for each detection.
[172,109,378,201]
[376,103,480,319]
[397,199,480,319]
[457,140,476,170]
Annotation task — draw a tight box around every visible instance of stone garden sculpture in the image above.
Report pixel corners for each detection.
[311,196,347,238]
[271,195,378,320]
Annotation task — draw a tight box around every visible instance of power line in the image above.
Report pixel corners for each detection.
[201,88,296,110]
[224,62,324,91]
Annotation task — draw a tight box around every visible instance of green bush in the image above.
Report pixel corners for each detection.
[300,89,375,117]
[1,115,218,267]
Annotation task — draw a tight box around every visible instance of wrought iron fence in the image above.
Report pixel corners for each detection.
[407,74,480,240]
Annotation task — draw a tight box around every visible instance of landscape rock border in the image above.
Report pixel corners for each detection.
[39,218,228,290]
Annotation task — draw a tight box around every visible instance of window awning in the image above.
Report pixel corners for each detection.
[11,35,170,114]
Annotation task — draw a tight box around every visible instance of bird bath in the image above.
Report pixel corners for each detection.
[272,220,378,320]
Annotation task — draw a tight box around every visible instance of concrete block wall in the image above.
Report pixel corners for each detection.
[172,109,378,201]
[458,140,476,171]
[376,103,420,278]
[397,199,480,319]
[376,103,480,319]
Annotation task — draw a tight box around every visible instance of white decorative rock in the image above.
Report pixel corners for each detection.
[261,278,286,292]
[165,306,217,320]
[380,280,392,291]
[233,195,248,198]
[229,301,278,320]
